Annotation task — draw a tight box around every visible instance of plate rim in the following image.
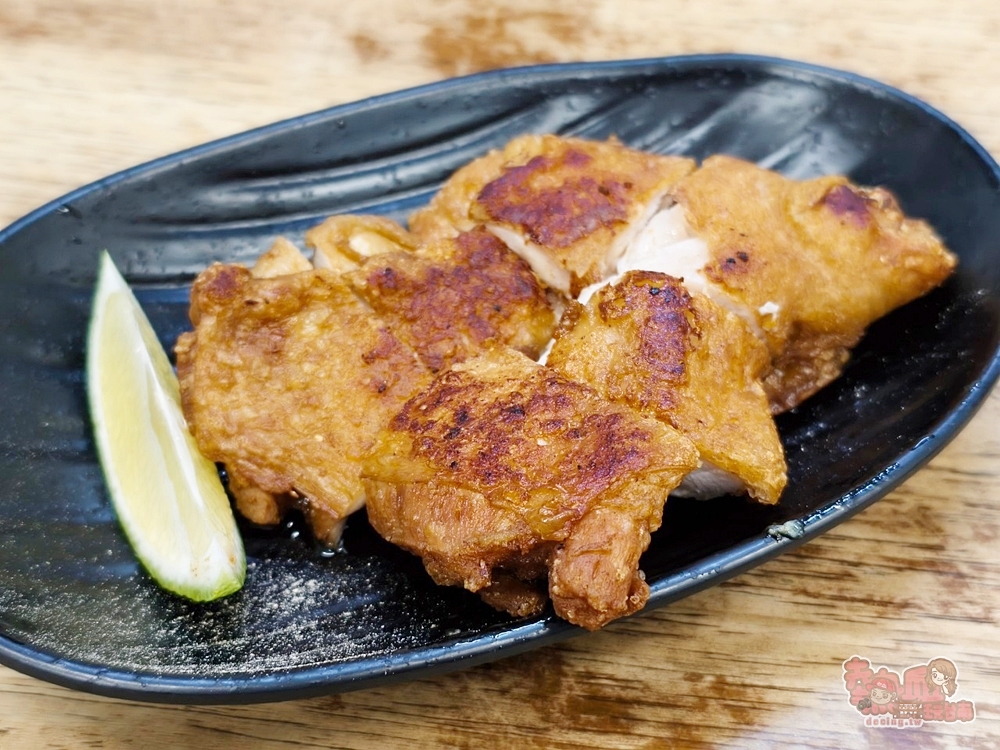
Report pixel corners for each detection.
[2,52,999,704]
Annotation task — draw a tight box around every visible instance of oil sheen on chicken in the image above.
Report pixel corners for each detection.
[362,347,699,630]
[347,227,556,373]
[175,263,432,544]
[547,271,786,505]
[409,134,695,296]
[426,138,957,414]
[671,155,958,412]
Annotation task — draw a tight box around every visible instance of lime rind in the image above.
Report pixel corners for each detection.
[87,251,245,601]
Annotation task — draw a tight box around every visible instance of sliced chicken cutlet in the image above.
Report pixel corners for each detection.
[547,271,786,505]
[409,134,695,296]
[175,263,432,544]
[347,227,556,373]
[362,347,699,630]
[659,155,957,412]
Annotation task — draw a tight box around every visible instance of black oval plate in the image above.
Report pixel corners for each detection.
[1,55,999,704]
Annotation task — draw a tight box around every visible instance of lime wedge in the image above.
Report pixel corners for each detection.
[87,251,245,601]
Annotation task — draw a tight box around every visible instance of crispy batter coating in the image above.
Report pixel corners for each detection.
[176,264,431,544]
[228,237,317,523]
[306,214,418,272]
[409,134,695,295]
[362,348,699,630]
[675,155,957,411]
[347,227,556,372]
[547,271,786,504]
[251,236,313,278]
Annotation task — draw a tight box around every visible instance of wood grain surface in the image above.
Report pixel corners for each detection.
[1,1,998,747]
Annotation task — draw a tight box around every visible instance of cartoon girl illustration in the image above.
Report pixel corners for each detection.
[925,658,958,699]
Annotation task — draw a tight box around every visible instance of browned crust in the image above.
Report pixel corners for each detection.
[472,575,549,619]
[760,328,859,413]
[362,348,699,629]
[176,263,431,544]
[348,227,555,372]
[676,155,957,412]
[384,363,676,508]
[475,149,631,248]
[547,271,786,505]
[409,134,695,294]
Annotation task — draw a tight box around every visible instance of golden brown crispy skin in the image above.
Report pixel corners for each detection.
[251,236,312,278]
[347,227,556,372]
[305,214,418,272]
[547,271,786,505]
[477,574,549,618]
[675,155,957,412]
[176,263,431,544]
[409,134,695,295]
[362,348,699,630]
[187,237,315,527]
[219,237,315,522]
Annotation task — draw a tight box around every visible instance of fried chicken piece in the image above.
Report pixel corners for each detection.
[175,263,431,544]
[223,238,318,524]
[667,155,957,412]
[547,271,786,504]
[362,348,699,630]
[409,134,695,296]
[252,236,313,278]
[347,227,556,373]
[306,214,418,272]
[179,237,318,526]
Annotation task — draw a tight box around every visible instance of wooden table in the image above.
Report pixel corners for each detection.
[2,1,998,747]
